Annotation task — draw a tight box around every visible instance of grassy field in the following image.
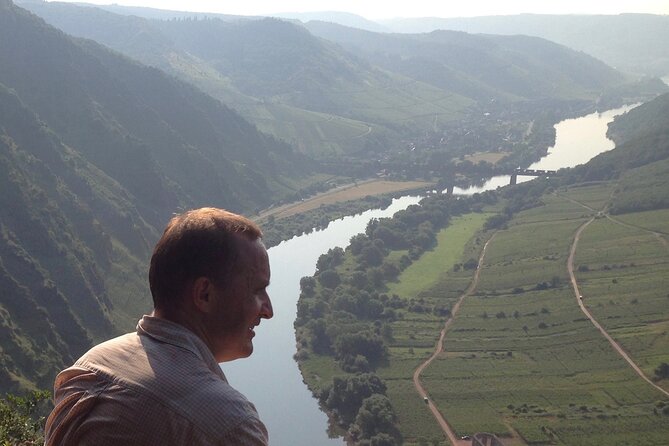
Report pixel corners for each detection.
[388,213,491,299]
[414,183,669,445]
[259,180,431,220]
[382,214,493,444]
[462,151,510,165]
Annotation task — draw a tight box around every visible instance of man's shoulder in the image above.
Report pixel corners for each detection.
[79,335,259,425]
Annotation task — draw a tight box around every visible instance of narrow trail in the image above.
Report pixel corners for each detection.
[604,214,669,249]
[557,192,668,248]
[353,125,372,138]
[568,218,669,398]
[412,232,497,445]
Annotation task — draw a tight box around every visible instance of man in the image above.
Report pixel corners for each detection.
[45,207,274,445]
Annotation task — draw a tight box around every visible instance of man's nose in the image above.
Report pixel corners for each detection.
[261,294,273,319]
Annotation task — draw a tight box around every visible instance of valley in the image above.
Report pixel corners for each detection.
[1,1,669,445]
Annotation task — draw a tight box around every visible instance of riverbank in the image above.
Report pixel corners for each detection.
[257,179,432,221]
[289,102,664,445]
[258,180,432,248]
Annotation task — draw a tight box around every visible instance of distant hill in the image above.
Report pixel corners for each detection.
[270,11,391,33]
[381,14,669,77]
[18,1,656,160]
[305,21,627,102]
[0,0,309,392]
[18,0,465,156]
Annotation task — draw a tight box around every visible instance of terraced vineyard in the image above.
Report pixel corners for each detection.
[414,184,669,445]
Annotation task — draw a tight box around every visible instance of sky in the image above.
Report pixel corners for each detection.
[46,0,669,20]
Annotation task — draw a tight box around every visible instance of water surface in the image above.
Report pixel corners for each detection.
[223,196,422,446]
[221,103,639,444]
[454,103,638,194]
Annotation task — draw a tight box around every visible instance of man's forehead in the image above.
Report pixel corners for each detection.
[233,236,268,267]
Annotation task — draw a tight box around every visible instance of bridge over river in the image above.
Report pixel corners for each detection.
[509,168,557,184]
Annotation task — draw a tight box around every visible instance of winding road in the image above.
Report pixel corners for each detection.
[568,217,669,398]
[412,233,497,445]
[412,192,669,445]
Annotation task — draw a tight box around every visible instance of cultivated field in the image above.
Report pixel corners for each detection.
[398,183,669,445]
[258,179,432,220]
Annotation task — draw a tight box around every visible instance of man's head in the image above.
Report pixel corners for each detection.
[149,207,273,361]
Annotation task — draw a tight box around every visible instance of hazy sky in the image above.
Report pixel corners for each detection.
[47,0,669,20]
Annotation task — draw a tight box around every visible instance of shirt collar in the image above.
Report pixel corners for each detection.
[136,315,227,381]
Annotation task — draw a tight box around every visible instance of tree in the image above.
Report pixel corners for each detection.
[351,394,399,441]
[316,247,345,273]
[655,362,669,380]
[361,245,384,267]
[318,269,341,289]
[307,318,332,354]
[300,276,316,297]
[335,331,388,371]
[0,391,50,445]
[321,373,387,425]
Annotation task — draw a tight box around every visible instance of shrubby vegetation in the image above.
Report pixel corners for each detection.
[0,391,50,445]
[261,195,394,248]
[294,177,585,443]
[294,193,490,442]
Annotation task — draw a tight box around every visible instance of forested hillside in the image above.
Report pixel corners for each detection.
[304,21,626,102]
[1,0,667,401]
[17,0,661,162]
[382,14,669,77]
[0,0,309,393]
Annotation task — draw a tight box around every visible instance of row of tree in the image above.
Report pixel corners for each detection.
[294,193,482,443]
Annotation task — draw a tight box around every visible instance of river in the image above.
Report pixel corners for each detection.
[221,103,638,445]
[453,103,639,194]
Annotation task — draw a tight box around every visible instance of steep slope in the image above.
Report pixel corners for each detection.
[382,14,669,77]
[1,0,305,226]
[0,0,310,392]
[0,83,158,391]
[572,92,669,182]
[18,0,457,156]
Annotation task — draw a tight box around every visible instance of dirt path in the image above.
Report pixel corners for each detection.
[568,218,669,398]
[556,192,668,248]
[412,233,497,445]
[604,214,669,249]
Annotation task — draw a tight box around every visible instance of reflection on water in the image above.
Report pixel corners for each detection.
[223,196,422,446]
[455,103,639,195]
[528,104,639,171]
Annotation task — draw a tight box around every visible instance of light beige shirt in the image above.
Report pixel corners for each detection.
[45,316,268,446]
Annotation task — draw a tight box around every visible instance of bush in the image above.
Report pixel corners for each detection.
[655,362,669,380]
[0,390,51,445]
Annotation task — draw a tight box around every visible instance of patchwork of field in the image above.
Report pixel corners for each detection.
[574,213,669,388]
[401,184,669,445]
[381,214,493,444]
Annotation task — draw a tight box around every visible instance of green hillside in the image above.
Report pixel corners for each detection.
[382,14,669,77]
[293,83,669,445]
[0,0,312,393]
[18,0,657,164]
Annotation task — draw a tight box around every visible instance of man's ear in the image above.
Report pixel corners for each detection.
[191,277,215,313]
